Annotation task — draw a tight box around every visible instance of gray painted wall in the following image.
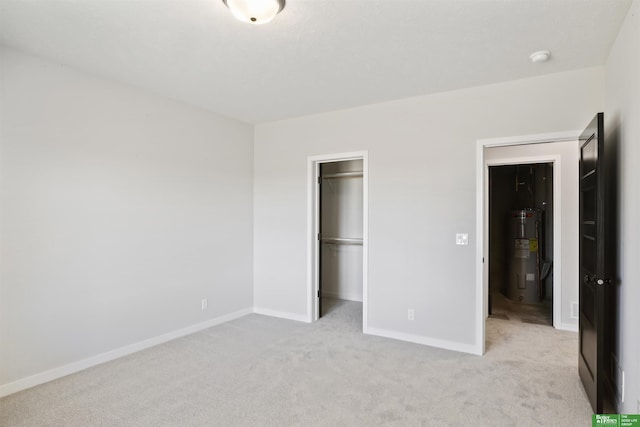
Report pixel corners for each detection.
[0,47,255,387]
[604,0,640,413]
[254,67,604,349]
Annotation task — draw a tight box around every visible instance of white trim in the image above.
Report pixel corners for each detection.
[0,307,253,398]
[475,141,486,355]
[475,130,581,355]
[367,327,480,356]
[253,307,311,323]
[477,130,581,147]
[556,322,579,333]
[307,151,369,331]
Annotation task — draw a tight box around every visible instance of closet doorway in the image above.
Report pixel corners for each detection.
[319,159,363,317]
[488,163,554,326]
[308,152,368,329]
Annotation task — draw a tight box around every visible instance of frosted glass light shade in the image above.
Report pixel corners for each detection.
[223,0,285,25]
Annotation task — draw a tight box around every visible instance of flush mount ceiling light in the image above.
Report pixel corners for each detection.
[222,0,285,24]
[529,50,551,63]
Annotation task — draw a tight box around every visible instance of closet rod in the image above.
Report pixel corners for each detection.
[321,237,363,245]
[322,171,363,179]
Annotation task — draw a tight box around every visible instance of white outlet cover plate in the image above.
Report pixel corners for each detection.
[456,233,469,245]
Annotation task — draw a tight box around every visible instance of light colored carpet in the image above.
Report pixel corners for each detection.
[0,298,592,426]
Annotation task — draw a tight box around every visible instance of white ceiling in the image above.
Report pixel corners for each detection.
[0,0,631,123]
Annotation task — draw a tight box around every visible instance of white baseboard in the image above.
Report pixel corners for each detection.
[253,307,311,323]
[0,307,253,398]
[556,322,579,332]
[366,327,481,356]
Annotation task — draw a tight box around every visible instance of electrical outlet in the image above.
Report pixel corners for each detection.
[408,309,415,321]
[456,233,469,245]
[201,299,208,310]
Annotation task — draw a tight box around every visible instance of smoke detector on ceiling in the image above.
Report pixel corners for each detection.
[530,50,551,63]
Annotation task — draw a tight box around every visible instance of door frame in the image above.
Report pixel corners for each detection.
[475,131,579,354]
[307,151,369,330]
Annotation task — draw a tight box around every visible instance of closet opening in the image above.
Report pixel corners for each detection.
[318,159,363,322]
[308,152,367,329]
[488,163,554,326]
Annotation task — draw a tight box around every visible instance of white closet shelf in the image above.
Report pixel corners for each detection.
[322,171,363,179]
[321,237,363,245]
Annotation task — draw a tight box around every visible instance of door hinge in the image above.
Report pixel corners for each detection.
[317,176,321,184]
[317,290,321,298]
[318,233,321,241]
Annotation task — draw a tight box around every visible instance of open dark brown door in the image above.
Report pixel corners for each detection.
[578,113,613,413]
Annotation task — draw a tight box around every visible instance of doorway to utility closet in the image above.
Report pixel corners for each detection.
[317,159,364,326]
[488,163,554,326]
